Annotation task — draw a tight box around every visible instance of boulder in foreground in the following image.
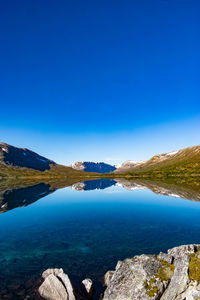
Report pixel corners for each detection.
[38,268,93,300]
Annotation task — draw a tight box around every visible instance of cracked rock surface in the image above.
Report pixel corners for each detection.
[103,244,200,300]
[38,268,93,300]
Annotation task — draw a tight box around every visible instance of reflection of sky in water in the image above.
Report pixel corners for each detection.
[0,180,200,292]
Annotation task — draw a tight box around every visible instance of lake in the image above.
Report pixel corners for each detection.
[0,178,200,298]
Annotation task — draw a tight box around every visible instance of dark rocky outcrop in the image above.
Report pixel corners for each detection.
[0,143,56,171]
[71,162,116,173]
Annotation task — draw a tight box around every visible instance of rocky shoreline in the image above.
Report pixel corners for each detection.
[1,244,200,299]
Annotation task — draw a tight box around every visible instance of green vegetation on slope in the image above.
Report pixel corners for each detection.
[0,145,200,180]
[116,145,200,178]
[0,163,100,180]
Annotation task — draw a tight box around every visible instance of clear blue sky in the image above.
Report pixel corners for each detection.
[0,0,199,165]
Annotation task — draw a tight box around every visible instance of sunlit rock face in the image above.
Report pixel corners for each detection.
[115,160,145,172]
[71,161,116,173]
[0,143,56,171]
[38,268,93,300]
[103,244,200,300]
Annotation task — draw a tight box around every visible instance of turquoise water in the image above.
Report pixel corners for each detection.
[0,179,200,296]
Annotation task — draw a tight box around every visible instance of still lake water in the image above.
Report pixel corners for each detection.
[0,178,200,295]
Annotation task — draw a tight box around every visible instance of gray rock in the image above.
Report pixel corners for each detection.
[38,268,75,300]
[81,278,94,298]
[57,272,76,300]
[42,268,64,279]
[104,271,115,287]
[167,244,198,258]
[103,244,200,300]
[38,273,68,300]
[174,282,200,300]
[161,244,200,300]
[158,252,173,264]
[103,254,165,300]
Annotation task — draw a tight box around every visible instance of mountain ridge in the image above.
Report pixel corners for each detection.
[0,143,56,171]
[71,161,116,173]
[0,143,99,179]
[115,145,200,177]
[0,142,199,179]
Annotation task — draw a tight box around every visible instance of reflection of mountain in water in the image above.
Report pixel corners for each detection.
[116,178,200,202]
[71,179,116,191]
[0,183,55,213]
[0,179,117,213]
[0,177,200,213]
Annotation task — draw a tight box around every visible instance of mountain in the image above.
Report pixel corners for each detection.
[0,143,98,179]
[71,161,116,173]
[116,145,200,177]
[1,143,199,179]
[0,143,56,171]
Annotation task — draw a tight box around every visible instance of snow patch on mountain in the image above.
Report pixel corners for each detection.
[0,145,9,153]
[118,160,145,169]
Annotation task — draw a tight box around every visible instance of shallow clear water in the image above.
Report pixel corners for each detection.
[0,179,200,296]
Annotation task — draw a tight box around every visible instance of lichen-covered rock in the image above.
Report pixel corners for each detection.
[103,244,200,300]
[103,254,167,300]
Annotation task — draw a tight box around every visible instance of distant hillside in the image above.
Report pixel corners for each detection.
[116,145,200,177]
[71,161,116,173]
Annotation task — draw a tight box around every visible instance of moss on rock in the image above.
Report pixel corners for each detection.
[157,259,174,282]
[144,259,174,297]
[144,278,159,297]
[189,251,200,283]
